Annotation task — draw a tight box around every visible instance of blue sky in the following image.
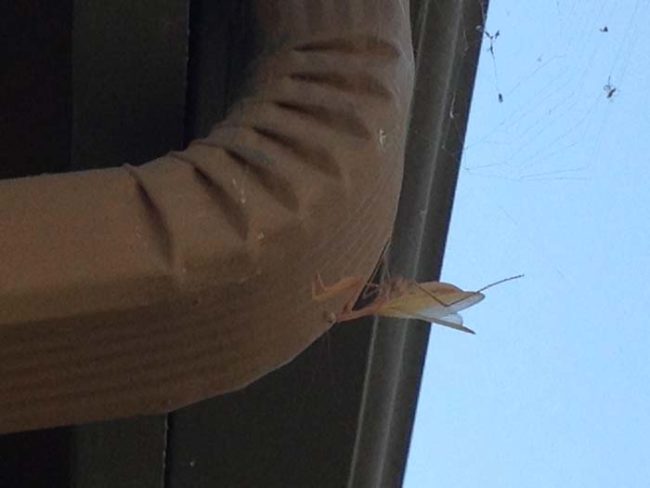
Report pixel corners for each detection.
[405,1,650,486]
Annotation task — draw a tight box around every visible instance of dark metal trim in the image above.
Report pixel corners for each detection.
[348,1,489,486]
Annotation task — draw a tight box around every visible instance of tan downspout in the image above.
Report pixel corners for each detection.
[0,0,414,433]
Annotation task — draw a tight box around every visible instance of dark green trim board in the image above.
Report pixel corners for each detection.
[0,0,73,179]
[68,0,189,170]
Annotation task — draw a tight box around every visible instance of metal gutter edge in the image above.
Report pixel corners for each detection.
[348,1,489,486]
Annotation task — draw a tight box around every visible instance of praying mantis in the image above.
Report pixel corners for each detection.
[311,272,522,334]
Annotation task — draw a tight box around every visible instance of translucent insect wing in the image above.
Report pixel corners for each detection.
[376,286,440,318]
[380,306,476,334]
[428,313,475,334]
[377,283,479,314]
[416,282,485,313]
[376,282,484,334]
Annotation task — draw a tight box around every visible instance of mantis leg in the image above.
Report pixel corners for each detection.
[311,273,366,307]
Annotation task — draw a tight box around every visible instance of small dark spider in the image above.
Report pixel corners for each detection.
[603,77,617,99]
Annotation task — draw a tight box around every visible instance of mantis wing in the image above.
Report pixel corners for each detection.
[377,282,484,334]
[416,312,476,334]
[416,282,485,313]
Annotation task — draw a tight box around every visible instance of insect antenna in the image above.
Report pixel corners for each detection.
[476,274,524,293]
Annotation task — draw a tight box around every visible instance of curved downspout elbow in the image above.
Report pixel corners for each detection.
[0,0,414,433]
